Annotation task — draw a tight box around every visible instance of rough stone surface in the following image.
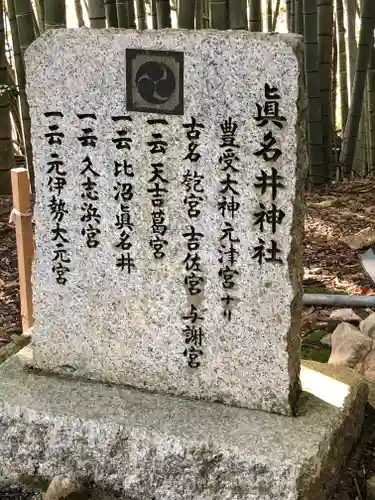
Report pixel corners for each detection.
[329,308,361,325]
[360,313,375,338]
[320,333,332,346]
[0,352,368,500]
[328,322,372,368]
[358,349,375,382]
[342,226,375,250]
[367,476,375,500]
[24,29,306,415]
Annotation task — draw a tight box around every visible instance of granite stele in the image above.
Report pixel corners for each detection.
[0,29,368,500]
[25,28,304,415]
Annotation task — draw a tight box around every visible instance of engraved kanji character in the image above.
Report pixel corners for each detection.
[183,117,204,140]
[114,160,134,177]
[220,173,239,195]
[51,223,69,243]
[254,131,282,162]
[182,304,204,324]
[80,156,100,177]
[254,168,285,201]
[116,252,135,273]
[217,196,240,219]
[80,203,101,224]
[252,238,283,265]
[49,196,68,222]
[183,325,203,346]
[253,203,285,233]
[78,128,98,147]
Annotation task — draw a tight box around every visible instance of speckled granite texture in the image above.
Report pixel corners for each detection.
[25,29,306,415]
[0,352,368,500]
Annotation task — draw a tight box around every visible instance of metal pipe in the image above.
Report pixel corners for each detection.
[303,293,375,307]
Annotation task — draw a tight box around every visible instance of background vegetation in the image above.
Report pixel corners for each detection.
[0,0,374,194]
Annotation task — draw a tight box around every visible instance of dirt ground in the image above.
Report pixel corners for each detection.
[1,180,375,499]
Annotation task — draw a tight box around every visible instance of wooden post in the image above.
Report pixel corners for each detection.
[11,167,34,332]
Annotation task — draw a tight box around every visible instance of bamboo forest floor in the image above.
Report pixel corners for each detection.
[1,180,375,498]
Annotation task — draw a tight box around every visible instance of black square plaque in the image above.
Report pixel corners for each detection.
[126,49,184,116]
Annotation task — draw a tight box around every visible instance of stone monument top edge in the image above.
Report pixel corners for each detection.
[25,26,303,60]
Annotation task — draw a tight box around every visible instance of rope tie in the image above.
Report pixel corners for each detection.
[9,208,32,224]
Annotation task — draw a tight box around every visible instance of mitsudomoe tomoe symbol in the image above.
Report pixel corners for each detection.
[126,48,184,115]
[135,61,176,105]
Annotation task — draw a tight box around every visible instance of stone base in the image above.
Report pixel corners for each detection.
[0,352,368,500]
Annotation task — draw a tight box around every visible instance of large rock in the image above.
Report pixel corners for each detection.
[329,308,361,325]
[24,28,306,415]
[0,352,368,500]
[358,349,375,382]
[342,226,375,250]
[360,313,375,338]
[328,322,372,368]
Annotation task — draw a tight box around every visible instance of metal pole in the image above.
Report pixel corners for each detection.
[303,293,375,307]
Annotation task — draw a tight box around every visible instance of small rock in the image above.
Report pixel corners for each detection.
[328,322,373,368]
[329,308,361,325]
[367,475,375,500]
[360,313,375,338]
[358,349,375,382]
[342,226,375,250]
[44,476,87,500]
[320,333,332,346]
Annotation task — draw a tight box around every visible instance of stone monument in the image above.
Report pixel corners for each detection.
[27,28,304,415]
[0,29,368,500]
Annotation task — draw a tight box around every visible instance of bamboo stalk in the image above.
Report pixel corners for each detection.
[272,0,281,30]
[34,0,45,31]
[75,0,85,26]
[304,0,326,184]
[295,0,304,34]
[104,0,118,26]
[368,44,375,175]
[156,0,171,27]
[249,0,262,31]
[340,0,375,175]
[178,0,195,28]
[151,0,157,28]
[88,0,106,27]
[336,0,348,132]
[12,0,34,191]
[135,0,146,28]
[267,0,272,31]
[11,167,34,331]
[228,0,247,29]
[44,0,66,29]
[0,0,14,194]
[116,0,136,27]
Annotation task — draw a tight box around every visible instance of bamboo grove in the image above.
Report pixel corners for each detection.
[0,0,375,193]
